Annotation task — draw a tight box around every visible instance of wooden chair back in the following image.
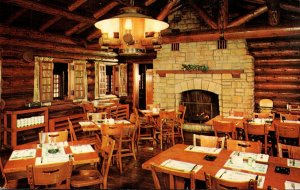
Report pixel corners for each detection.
[280,113,300,121]
[226,139,262,154]
[26,161,73,189]
[277,143,300,159]
[259,99,273,113]
[193,134,225,148]
[150,163,196,190]
[39,130,68,143]
[177,105,186,122]
[0,156,8,188]
[212,120,235,139]
[82,101,96,119]
[68,118,78,142]
[244,122,268,154]
[253,112,274,119]
[274,122,300,146]
[204,172,257,190]
[230,110,245,117]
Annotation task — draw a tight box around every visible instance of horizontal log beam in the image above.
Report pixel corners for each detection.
[248,40,300,48]
[255,83,300,90]
[251,49,300,57]
[0,24,77,45]
[3,0,97,24]
[255,91,300,99]
[255,59,300,65]
[255,75,300,83]
[255,68,300,75]
[162,25,300,43]
[0,36,117,57]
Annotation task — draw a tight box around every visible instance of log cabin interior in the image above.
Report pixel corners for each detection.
[0,0,300,189]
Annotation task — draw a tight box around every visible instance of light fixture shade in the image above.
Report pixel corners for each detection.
[94,7,169,55]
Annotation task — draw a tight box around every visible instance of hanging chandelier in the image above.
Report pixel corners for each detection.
[94,3,169,55]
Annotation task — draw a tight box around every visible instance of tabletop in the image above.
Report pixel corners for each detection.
[3,141,99,176]
[142,144,300,190]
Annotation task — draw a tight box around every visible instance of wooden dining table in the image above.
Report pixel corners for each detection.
[3,141,99,180]
[79,119,135,132]
[142,144,300,189]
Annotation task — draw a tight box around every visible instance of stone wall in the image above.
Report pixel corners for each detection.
[152,40,255,116]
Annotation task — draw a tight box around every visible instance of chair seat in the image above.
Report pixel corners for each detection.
[71,170,104,187]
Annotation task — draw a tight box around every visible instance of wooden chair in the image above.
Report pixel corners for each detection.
[121,123,137,161]
[175,104,186,143]
[38,130,68,143]
[150,163,196,190]
[1,155,28,188]
[71,136,115,189]
[274,122,300,147]
[82,101,97,120]
[68,118,97,145]
[277,143,300,159]
[134,108,155,145]
[101,123,124,174]
[258,99,273,113]
[204,172,257,190]
[26,161,73,189]
[230,110,245,117]
[244,122,270,154]
[157,110,177,149]
[193,134,225,148]
[212,120,236,139]
[226,139,262,154]
[280,113,300,121]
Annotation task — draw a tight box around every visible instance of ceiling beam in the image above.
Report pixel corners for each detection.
[5,8,27,25]
[187,0,218,29]
[280,3,300,14]
[39,16,62,32]
[145,0,157,6]
[65,23,88,36]
[3,0,97,24]
[227,6,267,28]
[162,25,300,43]
[68,0,87,11]
[156,0,179,21]
[93,2,119,19]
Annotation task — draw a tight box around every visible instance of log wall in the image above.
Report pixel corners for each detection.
[247,36,300,113]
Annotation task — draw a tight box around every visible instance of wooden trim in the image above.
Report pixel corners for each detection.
[155,70,244,78]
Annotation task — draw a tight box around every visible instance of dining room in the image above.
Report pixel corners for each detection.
[1,0,300,189]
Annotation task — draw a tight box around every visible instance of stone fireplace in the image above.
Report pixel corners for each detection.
[152,40,255,119]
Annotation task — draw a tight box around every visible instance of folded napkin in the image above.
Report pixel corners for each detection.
[287,159,300,168]
[285,181,300,190]
[216,169,265,189]
[185,145,222,154]
[230,151,269,163]
[161,159,202,173]
[35,154,70,165]
[79,121,95,126]
[9,149,36,160]
[224,158,268,174]
[70,144,95,154]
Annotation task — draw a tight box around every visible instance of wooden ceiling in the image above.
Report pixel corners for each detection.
[0,0,299,47]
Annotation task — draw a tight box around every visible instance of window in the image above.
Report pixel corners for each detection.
[34,57,87,103]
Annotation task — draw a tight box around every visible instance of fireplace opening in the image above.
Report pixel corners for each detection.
[181,90,219,123]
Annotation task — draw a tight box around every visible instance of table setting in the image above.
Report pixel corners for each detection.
[160,159,203,173]
[216,168,265,189]
[9,149,36,160]
[230,151,269,162]
[185,145,222,154]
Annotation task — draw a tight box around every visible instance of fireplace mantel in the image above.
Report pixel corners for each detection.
[155,69,244,78]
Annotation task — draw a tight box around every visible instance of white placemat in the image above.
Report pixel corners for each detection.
[216,169,265,189]
[283,120,300,124]
[226,116,244,119]
[224,158,268,174]
[185,145,222,154]
[79,121,95,126]
[161,159,202,173]
[70,144,95,154]
[35,155,70,165]
[115,120,131,124]
[9,149,36,160]
[230,151,269,162]
[287,159,300,168]
[285,181,300,190]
